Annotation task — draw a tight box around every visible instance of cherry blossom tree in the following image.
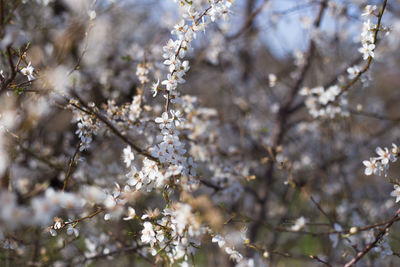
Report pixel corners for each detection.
[0,0,400,266]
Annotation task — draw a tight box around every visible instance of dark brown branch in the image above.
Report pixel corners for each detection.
[344,208,400,267]
[310,255,332,267]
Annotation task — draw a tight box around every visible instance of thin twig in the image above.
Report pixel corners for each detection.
[62,142,81,192]
[227,0,270,40]
[310,255,332,267]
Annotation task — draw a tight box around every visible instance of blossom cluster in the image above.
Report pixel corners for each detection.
[300,4,389,120]
[0,188,85,236]
[363,144,400,212]
[159,0,232,99]
[70,101,101,151]
[363,144,399,177]
[140,202,204,263]
[104,95,142,124]
[359,5,377,60]
[212,234,244,263]
[136,63,150,84]
[300,85,349,118]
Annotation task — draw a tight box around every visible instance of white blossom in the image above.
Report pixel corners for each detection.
[359,43,376,60]
[123,207,136,221]
[123,146,135,168]
[363,158,380,176]
[390,185,400,203]
[141,221,156,246]
[291,216,307,231]
[20,62,35,81]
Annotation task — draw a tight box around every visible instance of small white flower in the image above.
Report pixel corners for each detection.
[88,10,96,20]
[359,43,375,60]
[151,79,160,97]
[376,146,395,165]
[123,146,135,167]
[136,64,149,84]
[391,144,399,156]
[268,73,277,87]
[155,112,173,129]
[21,62,35,81]
[54,220,62,230]
[361,5,377,17]
[299,87,311,96]
[170,109,184,126]
[171,20,188,38]
[291,216,307,231]
[163,39,179,59]
[66,225,79,237]
[123,207,136,221]
[127,169,145,190]
[141,221,156,246]
[164,55,181,73]
[390,185,400,203]
[225,247,243,262]
[161,74,178,91]
[49,228,57,236]
[181,60,190,72]
[363,158,380,176]
[347,66,361,79]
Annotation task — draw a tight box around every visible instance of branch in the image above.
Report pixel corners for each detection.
[344,208,400,267]
[67,94,223,191]
[62,142,81,192]
[310,255,332,267]
[334,0,388,100]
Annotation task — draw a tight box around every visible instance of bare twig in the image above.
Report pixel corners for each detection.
[62,142,81,192]
[227,0,270,40]
[310,255,332,267]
